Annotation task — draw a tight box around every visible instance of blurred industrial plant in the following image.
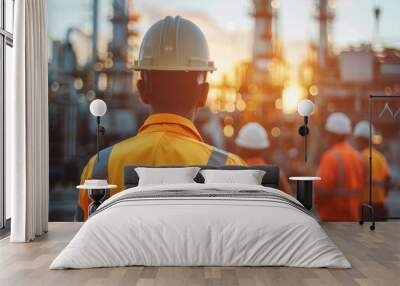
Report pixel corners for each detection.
[48,0,400,220]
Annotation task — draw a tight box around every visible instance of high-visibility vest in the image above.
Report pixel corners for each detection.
[315,141,364,221]
[76,113,246,221]
[361,147,390,204]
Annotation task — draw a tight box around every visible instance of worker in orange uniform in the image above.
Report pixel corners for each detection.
[235,122,292,195]
[315,112,365,221]
[354,121,391,219]
[76,16,245,221]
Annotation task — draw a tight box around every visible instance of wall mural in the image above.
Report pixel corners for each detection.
[47,0,400,222]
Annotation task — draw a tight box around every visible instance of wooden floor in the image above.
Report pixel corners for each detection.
[0,222,399,286]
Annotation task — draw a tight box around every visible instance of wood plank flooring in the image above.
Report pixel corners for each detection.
[0,222,399,286]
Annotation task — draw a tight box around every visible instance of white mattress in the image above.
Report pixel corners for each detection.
[50,183,350,269]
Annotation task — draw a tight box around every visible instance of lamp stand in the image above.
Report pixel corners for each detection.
[95,116,106,162]
[96,117,100,162]
[304,116,308,163]
[298,116,309,163]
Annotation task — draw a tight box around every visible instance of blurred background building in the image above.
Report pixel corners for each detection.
[47,0,400,221]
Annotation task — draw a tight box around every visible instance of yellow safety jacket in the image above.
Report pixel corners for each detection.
[77,113,245,220]
[361,147,390,204]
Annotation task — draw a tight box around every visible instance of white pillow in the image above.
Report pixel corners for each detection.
[200,169,266,185]
[135,167,200,186]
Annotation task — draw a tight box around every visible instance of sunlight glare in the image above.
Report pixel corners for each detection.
[282,83,303,114]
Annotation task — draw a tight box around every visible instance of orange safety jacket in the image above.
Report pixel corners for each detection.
[244,156,292,196]
[77,113,246,221]
[315,141,365,221]
[361,147,390,204]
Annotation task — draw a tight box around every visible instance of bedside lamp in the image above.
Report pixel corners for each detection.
[89,99,107,162]
[297,99,315,163]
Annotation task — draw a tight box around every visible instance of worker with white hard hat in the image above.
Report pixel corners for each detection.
[354,121,390,218]
[235,122,270,150]
[325,112,352,135]
[77,16,244,221]
[235,123,292,195]
[314,112,365,221]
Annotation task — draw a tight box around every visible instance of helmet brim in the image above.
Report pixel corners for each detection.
[132,65,216,72]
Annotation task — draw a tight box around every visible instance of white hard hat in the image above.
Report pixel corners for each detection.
[235,123,270,149]
[133,16,216,72]
[325,112,352,135]
[354,120,375,139]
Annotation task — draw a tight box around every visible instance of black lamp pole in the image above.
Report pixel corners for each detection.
[304,116,308,163]
[96,116,100,162]
[95,116,106,162]
[90,99,107,164]
[298,116,310,163]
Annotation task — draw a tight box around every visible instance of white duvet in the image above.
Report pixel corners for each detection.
[50,183,350,269]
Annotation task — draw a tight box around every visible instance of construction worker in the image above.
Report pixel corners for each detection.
[235,122,292,195]
[315,112,365,221]
[354,121,390,218]
[76,16,245,221]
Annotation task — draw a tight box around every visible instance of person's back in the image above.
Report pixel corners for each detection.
[315,112,364,221]
[78,113,244,219]
[362,148,389,202]
[77,16,245,220]
[360,147,390,217]
[316,141,364,221]
[353,121,391,217]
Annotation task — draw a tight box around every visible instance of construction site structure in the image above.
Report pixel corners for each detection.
[48,0,145,220]
[212,0,295,171]
[299,0,400,166]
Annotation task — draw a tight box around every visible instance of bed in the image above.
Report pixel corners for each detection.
[50,165,350,269]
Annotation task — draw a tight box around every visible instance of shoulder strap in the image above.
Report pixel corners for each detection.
[207,147,228,167]
[92,146,113,179]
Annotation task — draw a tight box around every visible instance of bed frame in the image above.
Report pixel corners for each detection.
[123,165,280,189]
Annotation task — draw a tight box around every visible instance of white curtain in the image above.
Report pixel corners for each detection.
[8,0,49,242]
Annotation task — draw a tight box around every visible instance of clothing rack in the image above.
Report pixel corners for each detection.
[360,95,400,230]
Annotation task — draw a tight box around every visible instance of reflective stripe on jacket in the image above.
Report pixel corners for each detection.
[315,141,364,221]
[76,113,246,221]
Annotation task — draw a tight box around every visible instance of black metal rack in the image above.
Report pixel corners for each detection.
[360,95,400,230]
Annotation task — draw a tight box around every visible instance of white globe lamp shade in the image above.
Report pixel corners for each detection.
[90,99,107,117]
[297,99,314,117]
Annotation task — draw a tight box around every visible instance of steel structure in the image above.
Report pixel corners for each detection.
[48,0,142,221]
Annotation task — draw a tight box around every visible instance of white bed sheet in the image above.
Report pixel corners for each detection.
[50,183,350,269]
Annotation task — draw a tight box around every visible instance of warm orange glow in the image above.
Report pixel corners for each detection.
[223,115,234,125]
[225,102,236,113]
[275,98,282,110]
[309,85,319,96]
[301,66,314,86]
[282,83,304,114]
[271,127,281,137]
[267,59,288,87]
[236,98,246,111]
[373,135,383,145]
[223,125,234,138]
